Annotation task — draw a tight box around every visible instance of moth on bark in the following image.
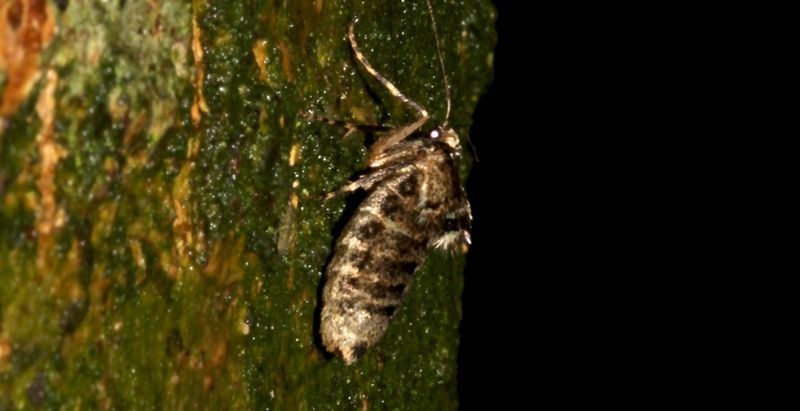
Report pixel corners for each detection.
[317,0,472,365]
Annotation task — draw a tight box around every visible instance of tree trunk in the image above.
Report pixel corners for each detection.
[0,0,495,408]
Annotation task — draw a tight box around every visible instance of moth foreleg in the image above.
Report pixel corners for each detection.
[324,164,414,200]
[303,110,391,138]
[367,116,429,162]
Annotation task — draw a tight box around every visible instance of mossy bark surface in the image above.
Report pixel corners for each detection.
[0,0,495,408]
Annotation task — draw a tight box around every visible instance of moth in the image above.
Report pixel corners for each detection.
[317,0,472,365]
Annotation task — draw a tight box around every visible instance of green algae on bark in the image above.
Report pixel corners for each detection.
[0,0,495,408]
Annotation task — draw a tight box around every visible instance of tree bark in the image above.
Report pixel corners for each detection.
[0,0,495,408]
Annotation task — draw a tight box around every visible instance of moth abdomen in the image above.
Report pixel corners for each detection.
[321,199,427,364]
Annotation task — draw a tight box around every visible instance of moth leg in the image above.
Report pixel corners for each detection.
[302,110,391,139]
[367,117,429,163]
[324,164,414,200]
[368,143,421,168]
[348,22,430,160]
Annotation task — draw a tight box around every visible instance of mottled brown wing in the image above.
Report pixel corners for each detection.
[320,143,469,364]
[321,168,428,364]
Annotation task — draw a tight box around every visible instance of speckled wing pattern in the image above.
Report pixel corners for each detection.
[320,137,471,365]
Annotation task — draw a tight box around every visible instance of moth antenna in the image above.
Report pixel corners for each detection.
[424,0,479,161]
[348,22,428,120]
[424,0,451,127]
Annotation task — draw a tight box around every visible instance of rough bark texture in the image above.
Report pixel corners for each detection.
[0,0,495,408]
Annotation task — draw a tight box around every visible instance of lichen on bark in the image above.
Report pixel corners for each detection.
[0,0,495,408]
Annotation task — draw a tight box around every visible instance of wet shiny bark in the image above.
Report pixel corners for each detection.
[0,0,495,408]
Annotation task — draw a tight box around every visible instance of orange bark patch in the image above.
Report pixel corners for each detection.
[172,161,194,263]
[0,0,55,116]
[288,143,300,167]
[0,338,10,372]
[203,235,245,285]
[0,338,11,360]
[171,134,203,270]
[35,69,66,270]
[190,16,208,124]
[252,39,268,82]
[277,41,294,82]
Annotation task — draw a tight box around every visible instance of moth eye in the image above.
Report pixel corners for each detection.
[429,129,441,139]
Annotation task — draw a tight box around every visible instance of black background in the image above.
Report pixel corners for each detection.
[453,1,730,406]
[455,1,676,405]
[458,0,521,406]
[456,2,614,402]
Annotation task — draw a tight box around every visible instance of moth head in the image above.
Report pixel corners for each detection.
[429,127,461,153]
